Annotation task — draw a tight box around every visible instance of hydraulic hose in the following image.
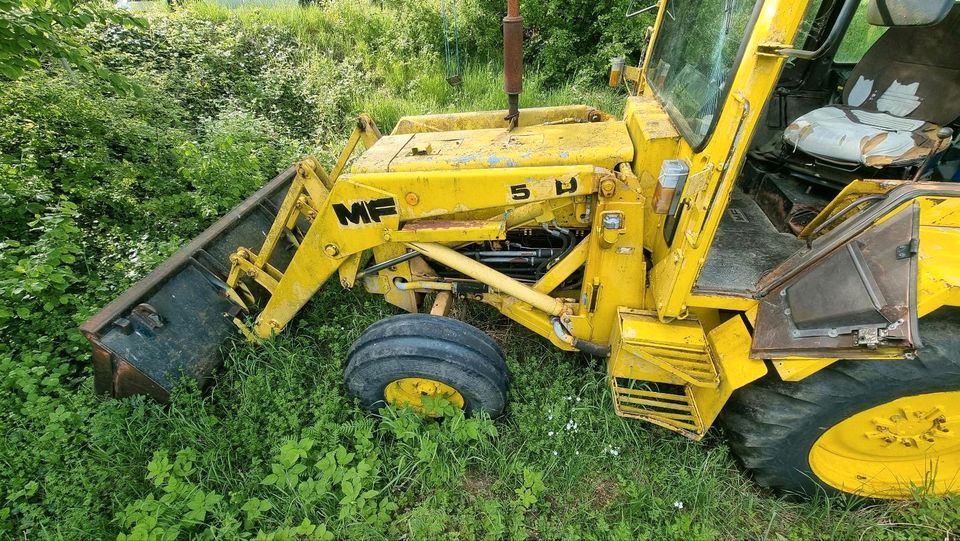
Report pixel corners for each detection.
[551,317,611,358]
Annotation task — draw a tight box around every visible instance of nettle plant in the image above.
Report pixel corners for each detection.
[116,403,500,539]
[0,199,82,325]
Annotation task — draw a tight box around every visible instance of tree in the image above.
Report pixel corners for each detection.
[0,0,143,86]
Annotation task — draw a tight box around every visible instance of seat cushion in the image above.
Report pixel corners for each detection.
[783,105,947,167]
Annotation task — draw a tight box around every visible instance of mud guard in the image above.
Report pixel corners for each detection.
[81,167,300,402]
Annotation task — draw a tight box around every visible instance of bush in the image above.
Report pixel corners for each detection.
[464,0,654,85]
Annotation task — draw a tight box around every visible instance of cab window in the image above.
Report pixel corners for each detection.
[646,0,759,149]
[834,0,887,64]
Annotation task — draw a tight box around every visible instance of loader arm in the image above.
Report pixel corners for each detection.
[81,117,383,401]
[83,109,637,401]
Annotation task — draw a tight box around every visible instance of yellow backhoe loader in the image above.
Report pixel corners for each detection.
[82,0,960,499]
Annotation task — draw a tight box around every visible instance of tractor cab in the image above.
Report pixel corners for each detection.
[751,0,960,195]
[625,0,960,303]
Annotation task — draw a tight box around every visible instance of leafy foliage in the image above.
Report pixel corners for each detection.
[470,0,654,85]
[0,0,143,88]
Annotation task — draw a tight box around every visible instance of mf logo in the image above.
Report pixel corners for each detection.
[332,197,398,226]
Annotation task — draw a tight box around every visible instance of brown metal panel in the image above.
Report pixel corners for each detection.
[752,205,919,358]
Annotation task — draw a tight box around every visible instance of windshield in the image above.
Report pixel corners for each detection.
[647,0,759,148]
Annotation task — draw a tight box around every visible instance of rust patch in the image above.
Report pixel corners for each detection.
[401,219,493,231]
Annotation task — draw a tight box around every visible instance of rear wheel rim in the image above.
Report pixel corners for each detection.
[384,377,465,415]
[809,390,960,498]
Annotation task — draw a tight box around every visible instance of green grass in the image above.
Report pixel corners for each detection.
[1,1,958,539]
[834,0,888,64]
[73,288,959,539]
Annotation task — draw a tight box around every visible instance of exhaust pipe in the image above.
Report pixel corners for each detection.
[503,0,523,127]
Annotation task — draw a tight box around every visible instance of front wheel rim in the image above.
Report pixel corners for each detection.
[808,390,960,498]
[384,377,465,415]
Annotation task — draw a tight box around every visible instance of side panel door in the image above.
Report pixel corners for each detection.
[752,204,919,358]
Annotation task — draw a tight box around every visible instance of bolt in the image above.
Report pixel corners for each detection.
[383,231,392,241]
[600,179,616,198]
[784,308,791,316]
[245,269,257,278]
[323,243,340,257]
[405,192,420,206]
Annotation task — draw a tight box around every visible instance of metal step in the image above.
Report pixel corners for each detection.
[612,309,719,388]
[608,308,765,440]
[609,378,704,438]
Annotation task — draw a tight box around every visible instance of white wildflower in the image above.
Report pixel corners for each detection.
[548,431,555,437]
[673,500,684,510]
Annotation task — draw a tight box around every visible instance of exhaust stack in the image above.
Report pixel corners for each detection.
[503,0,523,127]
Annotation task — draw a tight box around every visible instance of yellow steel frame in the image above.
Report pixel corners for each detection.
[222,0,960,439]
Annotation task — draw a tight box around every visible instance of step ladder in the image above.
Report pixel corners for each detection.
[608,309,725,440]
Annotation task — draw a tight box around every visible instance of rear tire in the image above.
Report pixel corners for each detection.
[344,314,508,416]
[721,308,960,498]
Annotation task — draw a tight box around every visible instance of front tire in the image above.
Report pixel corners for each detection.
[344,314,508,416]
[721,308,960,498]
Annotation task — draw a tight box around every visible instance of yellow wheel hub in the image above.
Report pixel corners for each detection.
[809,391,959,498]
[384,377,465,415]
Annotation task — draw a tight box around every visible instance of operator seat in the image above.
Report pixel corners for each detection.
[783,6,960,168]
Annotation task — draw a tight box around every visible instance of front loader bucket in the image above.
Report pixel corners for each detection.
[81,167,300,402]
